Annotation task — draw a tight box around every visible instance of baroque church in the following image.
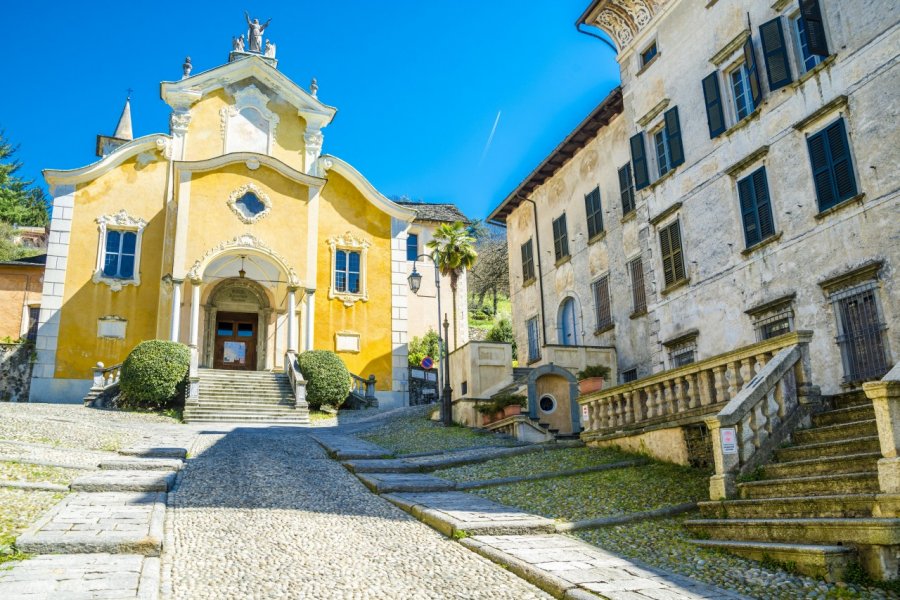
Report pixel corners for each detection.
[31,25,468,407]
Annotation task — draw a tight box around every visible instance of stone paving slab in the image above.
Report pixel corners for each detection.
[117,447,187,460]
[383,491,556,536]
[311,434,393,460]
[0,553,159,599]
[345,442,578,473]
[17,492,166,556]
[99,458,183,472]
[356,472,456,494]
[71,470,176,493]
[462,535,749,600]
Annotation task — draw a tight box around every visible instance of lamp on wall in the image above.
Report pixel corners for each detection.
[407,267,422,294]
[238,255,246,279]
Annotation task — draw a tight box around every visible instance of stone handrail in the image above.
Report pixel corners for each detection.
[579,331,814,439]
[284,351,309,411]
[864,362,900,493]
[705,337,819,499]
[350,373,378,407]
[84,362,123,406]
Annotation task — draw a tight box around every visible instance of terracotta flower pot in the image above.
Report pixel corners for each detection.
[503,404,522,418]
[480,412,495,426]
[494,410,505,422]
[578,377,604,395]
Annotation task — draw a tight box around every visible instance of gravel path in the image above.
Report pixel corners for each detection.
[168,426,551,599]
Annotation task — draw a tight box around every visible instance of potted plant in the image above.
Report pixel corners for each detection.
[476,401,499,426]
[495,394,526,418]
[576,365,611,395]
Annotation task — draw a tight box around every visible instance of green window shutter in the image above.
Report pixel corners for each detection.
[659,224,674,287]
[826,119,858,202]
[752,167,775,240]
[800,0,829,57]
[670,221,685,282]
[808,129,836,210]
[738,176,760,246]
[630,133,650,190]
[702,72,727,138]
[521,240,534,281]
[760,17,793,90]
[664,107,685,167]
[585,187,603,238]
[618,164,635,215]
[743,37,763,108]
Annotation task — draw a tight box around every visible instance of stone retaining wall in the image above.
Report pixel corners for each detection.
[0,342,34,402]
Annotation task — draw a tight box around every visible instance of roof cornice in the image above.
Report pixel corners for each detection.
[175,153,325,187]
[319,155,417,222]
[44,134,172,188]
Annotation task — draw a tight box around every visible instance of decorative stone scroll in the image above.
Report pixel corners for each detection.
[586,0,667,51]
[187,233,300,286]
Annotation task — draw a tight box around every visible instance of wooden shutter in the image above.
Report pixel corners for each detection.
[743,37,762,108]
[670,222,685,282]
[664,107,685,168]
[737,176,760,246]
[593,276,612,330]
[630,133,650,190]
[521,240,534,281]
[800,0,829,57]
[760,17,793,90]
[629,257,647,314]
[702,72,727,138]
[808,130,836,210]
[826,119,858,201]
[585,187,603,238]
[618,164,635,214]
[752,168,775,240]
[659,222,685,288]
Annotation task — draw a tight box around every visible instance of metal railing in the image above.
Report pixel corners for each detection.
[579,331,814,438]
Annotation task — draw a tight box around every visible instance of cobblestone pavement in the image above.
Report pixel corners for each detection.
[168,426,552,599]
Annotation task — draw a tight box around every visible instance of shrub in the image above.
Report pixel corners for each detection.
[408,328,441,367]
[119,340,190,411]
[486,318,517,360]
[577,364,611,380]
[298,350,351,409]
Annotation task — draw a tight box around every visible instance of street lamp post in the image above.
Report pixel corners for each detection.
[407,254,453,426]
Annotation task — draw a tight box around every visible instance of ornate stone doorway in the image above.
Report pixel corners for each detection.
[203,278,272,371]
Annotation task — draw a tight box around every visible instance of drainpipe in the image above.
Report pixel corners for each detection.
[519,195,548,346]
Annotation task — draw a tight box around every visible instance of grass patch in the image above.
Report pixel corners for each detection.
[0,461,79,486]
[434,446,635,483]
[309,411,337,423]
[0,488,65,565]
[470,461,707,522]
[359,414,516,455]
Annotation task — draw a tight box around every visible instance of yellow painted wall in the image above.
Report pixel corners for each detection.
[316,171,394,389]
[0,265,42,340]
[55,157,168,378]
[183,84,308,171]
[180,163,309,282]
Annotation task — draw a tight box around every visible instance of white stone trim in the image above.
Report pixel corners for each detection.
[220,84,280,155]
[44,135,171,187]
[175,152,325,187]
[187,234,301,287]
[319,155,418,221]
[92,210,147,292]
[390,218,410,400]
[30,185,74,391]
[172,171,192,278]
[327,232,371,307]
[226,182,272,224]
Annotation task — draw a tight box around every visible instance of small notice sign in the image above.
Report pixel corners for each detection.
[581,405,589,423]
[720,427,738,455]
[421,356,434,370]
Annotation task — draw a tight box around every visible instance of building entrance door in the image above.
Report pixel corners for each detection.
[213,312,258,370]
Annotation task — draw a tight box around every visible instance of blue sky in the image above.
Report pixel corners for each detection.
[2,1,620,220]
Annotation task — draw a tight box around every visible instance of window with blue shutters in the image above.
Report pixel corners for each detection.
[521,239,535,282]
[552,214,569,262]
[807,118,858,212]
[742,38,762,109]
[406,233,418,261]
[729,63,756,121]
[630,133,650,190]
[799,0,829,58]
[760,17,793,90]
[664,107,685,170]
[526,316,541,363]
[103,230,137,279]
[702,72,726,138]
[618,164,636,215]
[584,187,604,239]
[737,167,776,248]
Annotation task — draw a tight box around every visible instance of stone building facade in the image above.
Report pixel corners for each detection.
[490,0,898,395]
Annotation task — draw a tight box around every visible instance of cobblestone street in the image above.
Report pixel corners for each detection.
[167,425,551,599]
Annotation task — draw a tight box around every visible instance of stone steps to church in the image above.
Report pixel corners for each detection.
[761,452,881,480]
[775,435,880,462]
[196,392,293,402]
[70,470,177,493]
[687,539,855,581]
[736,472,880,500]
[181,413,309,424]
[185,405,299,415]
[697,493,900,519]
[684,517,900,547]
[791,419,878,445]
[811,403,875,427]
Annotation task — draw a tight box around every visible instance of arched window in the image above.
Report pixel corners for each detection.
[558,297,579,346]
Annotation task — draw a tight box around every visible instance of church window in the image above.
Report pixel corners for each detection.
[234,192,266,219]
[406,233,419,261]
[93,210,146,290]
[103,230,137,279]
[335,250,361,294]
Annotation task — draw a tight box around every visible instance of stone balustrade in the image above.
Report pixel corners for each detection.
[579,331,814,444]
[349,373,378,407]
[705,335,818,499]
[84,361,124,406]
[864,363,900,493]
[284,351,309,411]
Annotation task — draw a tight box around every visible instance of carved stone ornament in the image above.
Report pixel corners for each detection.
[219,84,280,154]
[187,234,300,286]
[155,137,173,159]
[170,111,192,134]
[327,232,371,307]
[92,210,148,292]
[589,0,666,51]
[226,182,272,224]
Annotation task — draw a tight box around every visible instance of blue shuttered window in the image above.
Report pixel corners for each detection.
[584,187,604,239]
[737,167,776,248]
[799,0,829,57]
[807,118,858,212]
[743,38,763,109]
[103,230,137,279]
[730,64,756,121]
[552,214,569,262]
[335,250,361,293]
[521,239,535,282]
[618,164,636,215]
[760,17,793,90]
[702,72,727,138]
[630,133,650,190]
[664,108,684,169]
[526,316,541,363]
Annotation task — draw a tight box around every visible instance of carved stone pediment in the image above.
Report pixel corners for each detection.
[188,234,300,286]
[585,0,667,52]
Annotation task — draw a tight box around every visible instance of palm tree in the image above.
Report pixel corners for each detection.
[427,221,478,350]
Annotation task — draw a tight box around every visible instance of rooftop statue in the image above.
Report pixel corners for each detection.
[232,34,245,52]
[245,11,271,53]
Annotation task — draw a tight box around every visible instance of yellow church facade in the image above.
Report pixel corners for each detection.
[31,52,468,407]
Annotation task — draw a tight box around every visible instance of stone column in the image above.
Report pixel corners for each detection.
[170,279,183,342]
[864,364,900,492]
[287,287,298,353]
[189,279,201,348]
[305,288,316,351]
[705,416,740,500]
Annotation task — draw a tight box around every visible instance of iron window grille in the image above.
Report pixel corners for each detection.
[668,340,697,368]
[592,276,613,331]
[629,257,647,314]
[830,281,891,383]
[621,368,638,383]
[754,309,795,341]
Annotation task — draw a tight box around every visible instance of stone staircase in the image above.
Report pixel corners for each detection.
[183,368,310,424]
[686,390,899,581]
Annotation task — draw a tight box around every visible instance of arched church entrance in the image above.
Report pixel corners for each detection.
[204,278,272,370]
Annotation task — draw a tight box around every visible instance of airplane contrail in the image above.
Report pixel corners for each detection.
[479,110,502,166]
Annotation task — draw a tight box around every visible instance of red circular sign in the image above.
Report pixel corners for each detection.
[421,356,434,370]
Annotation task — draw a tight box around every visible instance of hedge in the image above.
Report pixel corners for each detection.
[119,340,190,410]
[298,350,351,409]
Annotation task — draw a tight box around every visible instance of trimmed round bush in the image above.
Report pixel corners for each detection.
[119,340,191,410]
[298,350,351,410]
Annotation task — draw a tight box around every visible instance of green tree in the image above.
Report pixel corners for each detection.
[426,221,477,350]
[408,328,441,367]
[0,132,49,227]
[486,317,517,361]
[0,221,40,262]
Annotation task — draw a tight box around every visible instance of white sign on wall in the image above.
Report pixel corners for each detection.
[335,332,360,353]
[581,405,589,423]
[720,427,738,455]
[97,317,127,339]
